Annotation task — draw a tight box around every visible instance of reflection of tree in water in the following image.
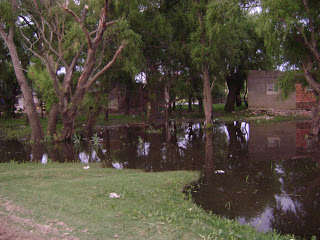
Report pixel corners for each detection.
[0,139,29,163]
[109,123,206,171]
[187,122,320,238]
[270,159,320,239]
[188,122,281,223]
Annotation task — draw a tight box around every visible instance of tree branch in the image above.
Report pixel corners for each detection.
[295,25,320,62]
[61,3,92,48]
[0,24,9,43]
[301,56,320,94]
[62,43,84,93]
[85,42,127,91]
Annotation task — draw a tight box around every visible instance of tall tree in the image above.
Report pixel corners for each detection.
[0,0,44,141]
[15,0,141,140]
[189,0,247,126]
[259,0,320,134]
[224,12,273,112]
[0,41,20,118]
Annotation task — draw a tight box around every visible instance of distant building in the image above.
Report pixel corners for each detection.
[247,70,316,110]
[15,93,42,113]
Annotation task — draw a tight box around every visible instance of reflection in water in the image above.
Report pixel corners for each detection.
[0,121,320,238]
[187,122,320,240]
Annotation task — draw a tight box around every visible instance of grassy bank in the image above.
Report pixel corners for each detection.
[0,163,294,239]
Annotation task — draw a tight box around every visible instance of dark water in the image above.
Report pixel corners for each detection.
[0,121,319,239]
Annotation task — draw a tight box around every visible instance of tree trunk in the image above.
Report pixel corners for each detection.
[225,76,237,112]
[225,73,244,113]
[197,96,203,113]
[0,26,44,142]
[47,103,59,136]
[104,108,109,121]
[188,95,193,112]
[203,63,213,126]
[205,131,214,175]
[84,106,101,136]
[165,86,170,122]
[140,84,144,122]
[148,99,159,124]
[125,83,131,115]
[235,92,242,107]
[311,100,320,135]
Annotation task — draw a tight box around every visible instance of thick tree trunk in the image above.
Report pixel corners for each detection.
[0,27,44,142]
[224,73,244,113]
[225,88,237,113]
[235,92,242,107]
[203,63,213,126]
[47,103,59,136]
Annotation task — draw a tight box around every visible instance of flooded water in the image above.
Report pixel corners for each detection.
[0,121,319,239]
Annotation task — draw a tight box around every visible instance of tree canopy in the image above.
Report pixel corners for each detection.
[3,0,320,138]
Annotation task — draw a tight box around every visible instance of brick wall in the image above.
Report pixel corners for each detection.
[295,83,316,110]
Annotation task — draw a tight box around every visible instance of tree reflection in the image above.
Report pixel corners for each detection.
[187,122,320,239]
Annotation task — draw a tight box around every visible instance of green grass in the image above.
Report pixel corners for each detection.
[0,163,294,240]
[0,117,34,139]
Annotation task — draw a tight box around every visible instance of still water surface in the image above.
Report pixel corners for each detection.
[0,121,319,239]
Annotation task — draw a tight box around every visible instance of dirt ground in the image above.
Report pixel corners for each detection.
[0,199,79,240]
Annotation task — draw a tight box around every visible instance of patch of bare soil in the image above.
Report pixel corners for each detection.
[0,199,79,240]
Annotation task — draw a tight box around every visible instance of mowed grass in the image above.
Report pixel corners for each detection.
[0,163,294,240]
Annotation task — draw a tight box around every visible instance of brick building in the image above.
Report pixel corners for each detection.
[247,70,316,110]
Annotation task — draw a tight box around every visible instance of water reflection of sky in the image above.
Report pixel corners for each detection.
[237,206,273,232]
[137,142,150,157]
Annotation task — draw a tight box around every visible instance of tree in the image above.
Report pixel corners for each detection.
[189,0,248,126]
[0,0,44,141]
[0,41,20,118]
[15,0,141,140]
[224,12,273,112]
[124,0,188,123]
[259,0,320,134]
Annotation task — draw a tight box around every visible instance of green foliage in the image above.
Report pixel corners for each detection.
[258,0,319,67]
[72,132,82,147]
[0,0,13,23]
[91,133,99,148]
[190,0,246,73]
[116,19,144,76]
[275,71,303,100]
[27,63,57,112]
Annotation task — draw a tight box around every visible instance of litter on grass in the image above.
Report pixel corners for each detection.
[109,193,121,198]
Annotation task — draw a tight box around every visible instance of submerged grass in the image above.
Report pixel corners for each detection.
[0,163,294,240]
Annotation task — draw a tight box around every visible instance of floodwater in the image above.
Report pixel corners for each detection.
[0,121,319,239]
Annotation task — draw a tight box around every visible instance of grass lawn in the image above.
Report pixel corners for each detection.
[0,163,294,240]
